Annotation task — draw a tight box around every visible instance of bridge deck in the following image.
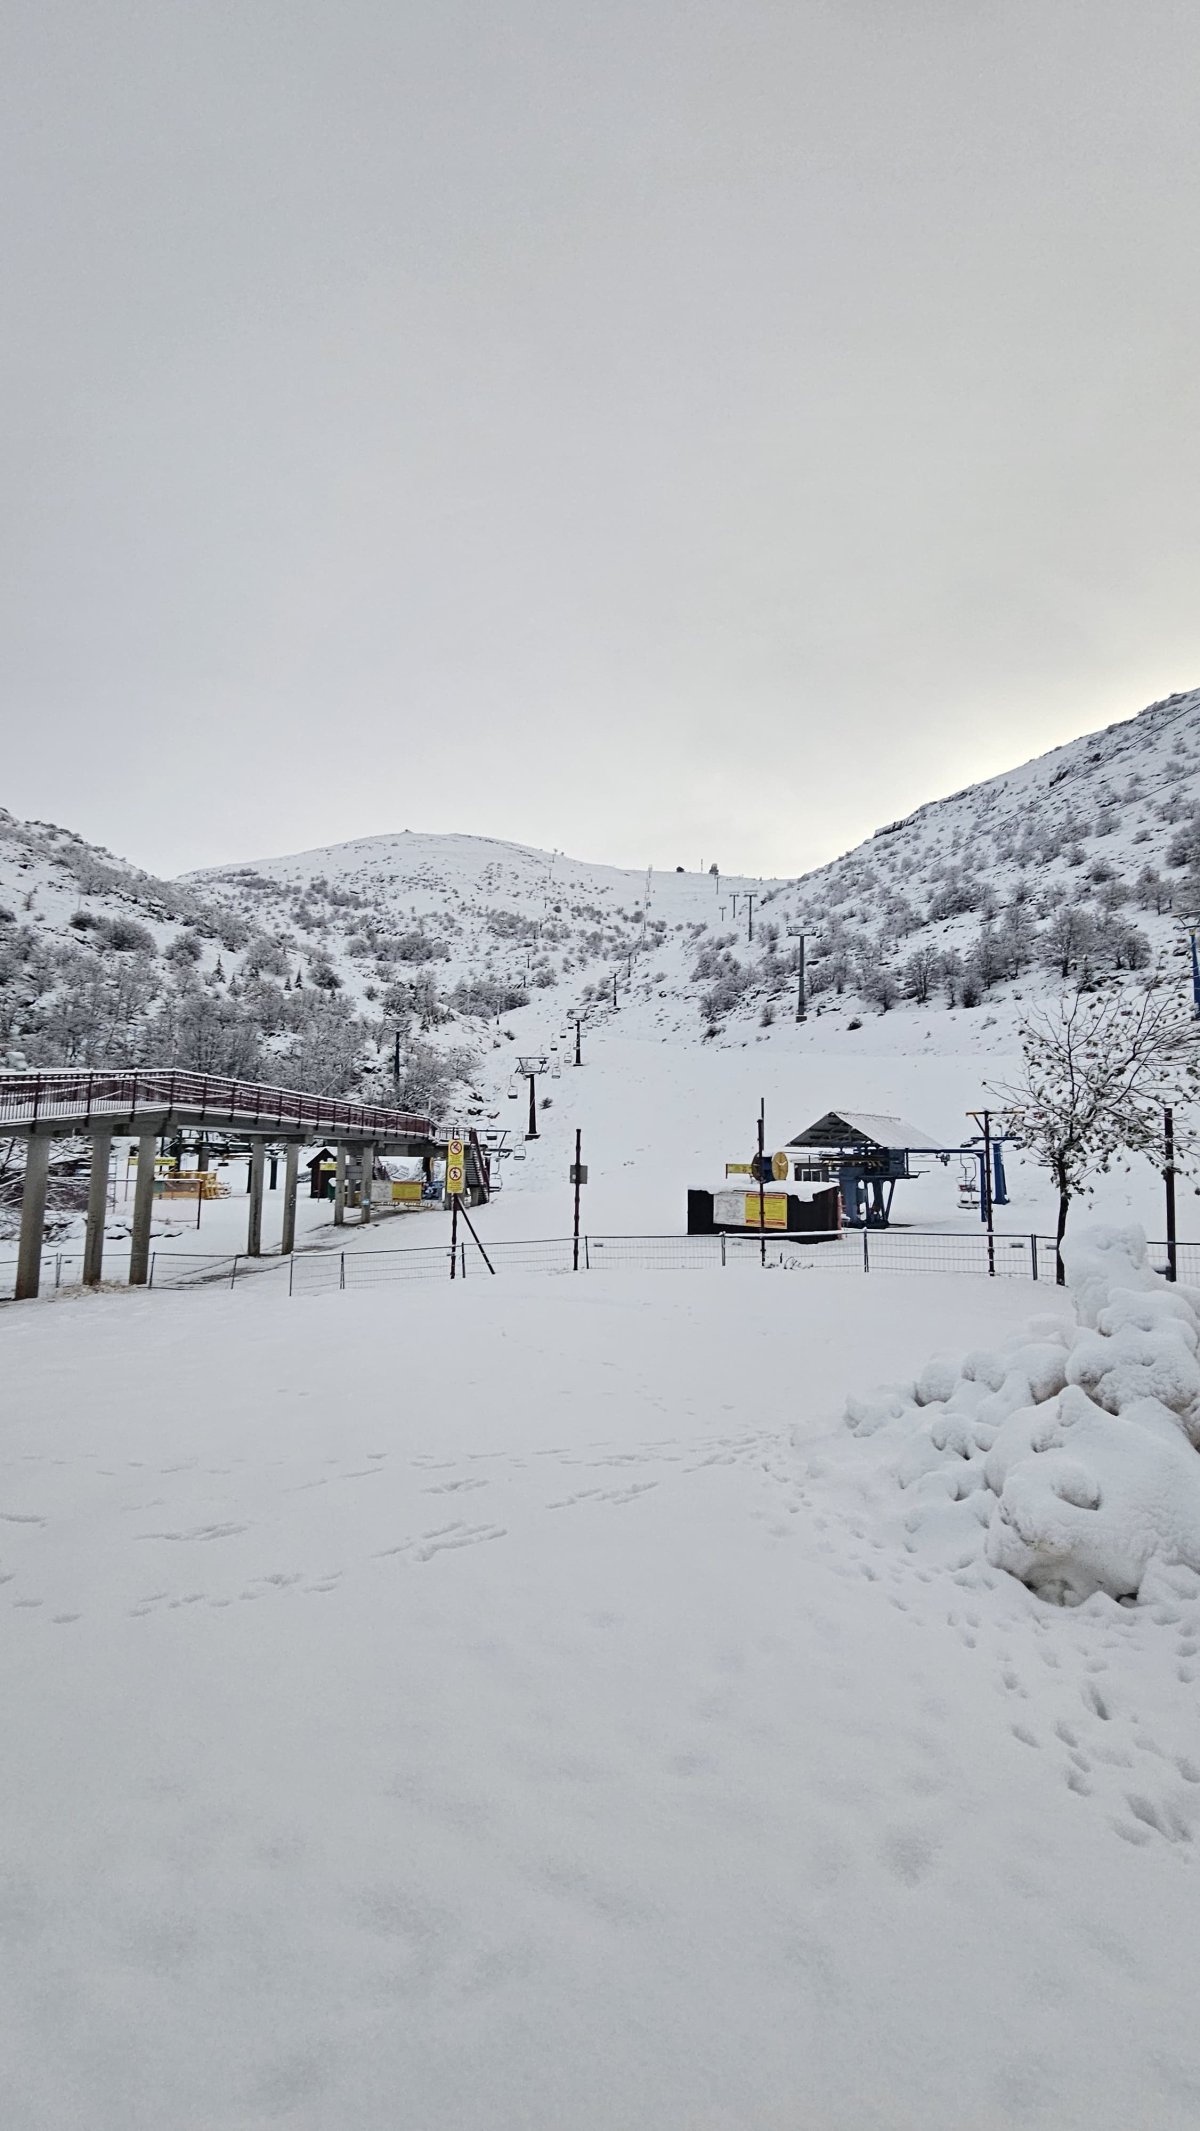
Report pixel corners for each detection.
[0,1070,442,1147]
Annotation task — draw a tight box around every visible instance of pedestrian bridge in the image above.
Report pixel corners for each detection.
[1,1069,450,1301]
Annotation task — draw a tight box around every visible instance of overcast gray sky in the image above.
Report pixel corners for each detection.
[2,1,1197,881]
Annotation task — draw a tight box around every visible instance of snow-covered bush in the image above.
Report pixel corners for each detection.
[840,1225,1200,1606]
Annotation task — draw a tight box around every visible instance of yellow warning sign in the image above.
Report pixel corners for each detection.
[745,1192,786,1229]
[446,1136,466,1196]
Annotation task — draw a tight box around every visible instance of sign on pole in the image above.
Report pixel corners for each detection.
[446,1136,466,1196]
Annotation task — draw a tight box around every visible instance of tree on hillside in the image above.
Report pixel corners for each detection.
[998,983,1200,1283]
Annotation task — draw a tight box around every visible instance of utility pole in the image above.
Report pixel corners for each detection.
[981,1108,995,1277]
[745,892,757,943]
[757,1099,766,1268]
[1165,1106,1178,1283]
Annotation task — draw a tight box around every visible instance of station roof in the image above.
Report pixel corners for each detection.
[787,1109,944,1153]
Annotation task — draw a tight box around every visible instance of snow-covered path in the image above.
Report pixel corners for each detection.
[2,1272,1199,2128]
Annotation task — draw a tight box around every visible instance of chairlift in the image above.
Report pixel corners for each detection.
[507,1078,519,1100]
[957,1156,979,1209]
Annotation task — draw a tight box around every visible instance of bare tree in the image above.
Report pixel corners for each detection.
[998,983,1200,1283]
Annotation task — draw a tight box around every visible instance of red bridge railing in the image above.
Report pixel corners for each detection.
[0,1069,438,1141]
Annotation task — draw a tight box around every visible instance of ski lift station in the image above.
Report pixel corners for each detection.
[784,1111,945,1228]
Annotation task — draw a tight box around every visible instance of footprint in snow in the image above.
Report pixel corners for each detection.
[413,1522,507,1562]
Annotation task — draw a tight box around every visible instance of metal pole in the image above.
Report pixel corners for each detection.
[573,1127,582,1272]
[611,973,618,1010]
[795,934,806,1022]
[575,1019,582,1066]
[1191,933,1200,1021]
[757,1102,766,1268]
[526,1072,539,1139]
[456,1198,495,1273]
[450,1192,459,1278]
[1165,1106,1178,1283]
[982,1108,995,1277]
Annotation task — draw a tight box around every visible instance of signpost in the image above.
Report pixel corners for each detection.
[446,1134,464,1277]
[570,1129,588,1270]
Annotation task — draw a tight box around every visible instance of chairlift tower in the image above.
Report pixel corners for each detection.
[517,1054,549,1139]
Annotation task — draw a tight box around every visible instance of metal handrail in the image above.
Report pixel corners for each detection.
[0,1068,439,1140]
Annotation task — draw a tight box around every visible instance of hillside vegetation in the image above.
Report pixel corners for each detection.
[2,685,1198,1101]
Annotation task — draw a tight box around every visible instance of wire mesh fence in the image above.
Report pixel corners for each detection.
[3,1228,1199,1303]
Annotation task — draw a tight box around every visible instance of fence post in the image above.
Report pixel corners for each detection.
[148,1252,155,1290]
[288,1254,295,1297]
[230,1254,239,1290]
[340,1252,346,1291]
[55,1253,61,1290]
[862,1229,870,1273]
[720,1232,726,1268]
[1030,1234,1038,1282]
[584,1235,590,1270]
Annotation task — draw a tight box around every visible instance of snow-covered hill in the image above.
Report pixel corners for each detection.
[186,681,1200,1062]
[3,682,1199,1106]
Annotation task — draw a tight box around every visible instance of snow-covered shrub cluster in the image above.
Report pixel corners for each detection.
[844,1225,1200,1605]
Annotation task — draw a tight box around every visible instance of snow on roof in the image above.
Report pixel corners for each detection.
[787,1110,944,1152]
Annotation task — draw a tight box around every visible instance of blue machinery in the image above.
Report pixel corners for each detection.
[828,1137,1011,1230]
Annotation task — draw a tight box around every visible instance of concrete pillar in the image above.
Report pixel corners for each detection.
[128,1131,157,1287]
[360,1142,376,1223]
[15,1135,51,1302]
[280,1143,300,1256]
[83,1125,113,1288]
[333,1145,347,1226]
[247,1142,265,1256]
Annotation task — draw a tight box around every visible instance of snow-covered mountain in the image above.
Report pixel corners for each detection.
[3,682,1199,1097]
[186,682,1200,1054]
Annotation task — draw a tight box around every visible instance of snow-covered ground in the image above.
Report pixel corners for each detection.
[4,1265,1200,2130]
[7,1009,1180,1303]
[5,686,1200,2122]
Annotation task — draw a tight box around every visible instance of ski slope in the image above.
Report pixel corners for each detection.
[4,1266,1200,2130]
